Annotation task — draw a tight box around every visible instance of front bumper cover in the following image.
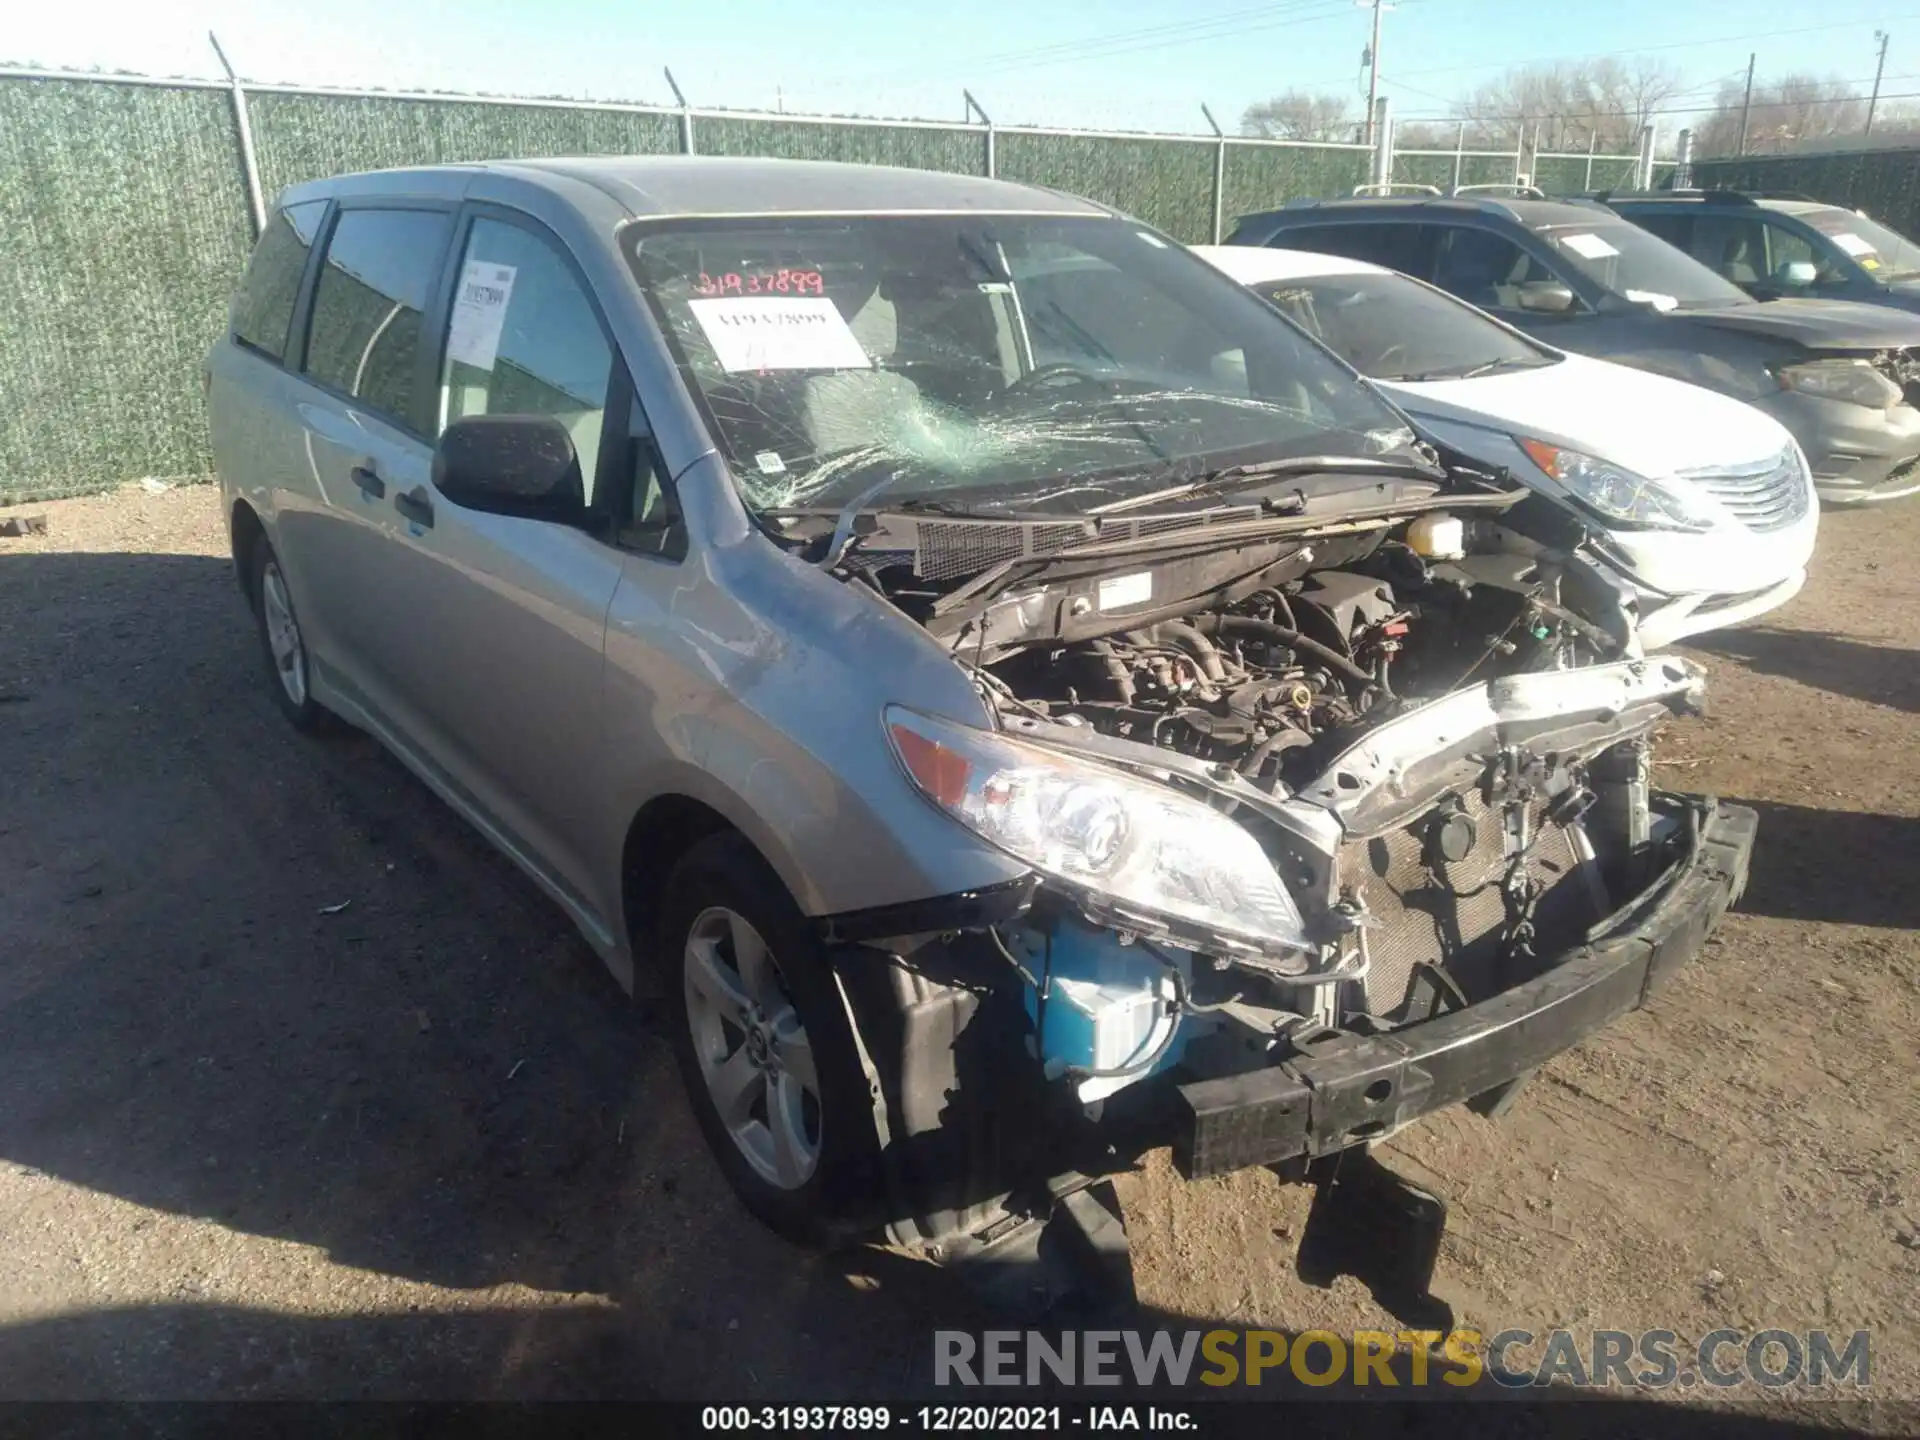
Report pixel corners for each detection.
[1173,797,1757,1179]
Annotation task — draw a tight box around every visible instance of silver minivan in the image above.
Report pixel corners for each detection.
[209,157,1754,1306]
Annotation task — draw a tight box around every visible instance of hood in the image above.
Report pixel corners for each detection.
[1384,352,1791,478]
[1679,295,1920,349]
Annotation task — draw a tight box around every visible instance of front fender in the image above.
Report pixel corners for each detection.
[594,529,1029,957]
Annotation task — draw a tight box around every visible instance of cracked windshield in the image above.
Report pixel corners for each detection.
[625,215,1416,513]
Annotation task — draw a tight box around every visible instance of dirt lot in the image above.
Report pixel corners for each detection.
[2,482,1917,1423]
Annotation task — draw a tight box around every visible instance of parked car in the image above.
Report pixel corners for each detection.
[1228,193,1920,505]
[1192,244,1818,651]
[1599,188,1920,313]
[208,158,1754,1300]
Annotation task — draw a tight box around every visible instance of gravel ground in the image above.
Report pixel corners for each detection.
[1,482,1916,1427]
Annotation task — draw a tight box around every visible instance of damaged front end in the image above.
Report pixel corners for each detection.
[816,487,1753,1313]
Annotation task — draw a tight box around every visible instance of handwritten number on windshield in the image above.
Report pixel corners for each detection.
[697,270,825,296]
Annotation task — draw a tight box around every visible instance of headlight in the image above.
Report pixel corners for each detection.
[1516,438,1719,531]
[884,706,1310,957]
[1776,358,1902,409]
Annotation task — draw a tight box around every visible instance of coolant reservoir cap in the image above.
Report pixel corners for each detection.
[1407,512,1465,560]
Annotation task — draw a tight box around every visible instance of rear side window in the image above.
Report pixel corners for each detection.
[1274,222,1430,277]
[230,200,327,361]
[1625,209,1691,250]
[304,208,453,429]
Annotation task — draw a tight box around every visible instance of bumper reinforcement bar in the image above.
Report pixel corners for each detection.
[1173,799,1757,1179]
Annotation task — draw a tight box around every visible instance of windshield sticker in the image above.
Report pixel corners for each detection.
[754,450,787,475]
[688,297,872,372]
[698,269,825,297]
[1097,571,1153,611]
[1559,232,1620,260]
[1829,232,1878,258]
[1862,256,1884,271]
[445,261,517,371]
[1623,289,1678,311]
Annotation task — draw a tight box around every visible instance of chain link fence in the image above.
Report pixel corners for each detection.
[0,66,1632,503]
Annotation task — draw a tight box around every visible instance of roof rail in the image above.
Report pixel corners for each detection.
[1633,188,1828,206]
[1449,182,1547,199]
[1350,182,1442,197]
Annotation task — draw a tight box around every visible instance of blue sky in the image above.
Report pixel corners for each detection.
[10,0,1920,135]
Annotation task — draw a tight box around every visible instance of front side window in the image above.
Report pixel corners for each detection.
[623,215,1417,515]
[1254,271,1553,382]
[231,200,327,361]
[304,208,453,428]
[1536,218,1749,309]
[1799,206,1920,280]
[1759,220,1850,290]
[439,216,614,500]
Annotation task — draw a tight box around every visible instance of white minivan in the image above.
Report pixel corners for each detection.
[1195,245,1819,650]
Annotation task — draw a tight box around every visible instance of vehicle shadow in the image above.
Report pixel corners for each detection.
[1729,798,1920,930]
[1691,627,1920,715]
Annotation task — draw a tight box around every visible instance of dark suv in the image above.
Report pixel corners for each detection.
[1229,193,1920,504]
[1601,188,1920,311]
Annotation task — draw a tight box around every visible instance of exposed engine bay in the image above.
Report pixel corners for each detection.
[796,475,1693,1121]
[978,539,1618,793]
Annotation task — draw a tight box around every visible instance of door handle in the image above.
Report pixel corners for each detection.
[350,464,386,500]
[394,486,435,530]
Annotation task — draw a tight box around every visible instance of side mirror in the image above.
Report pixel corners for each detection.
[1778,260,1819,288]
[432,414,586,523]
[1516,281,1578,314]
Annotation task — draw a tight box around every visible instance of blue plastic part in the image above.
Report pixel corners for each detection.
[1007,915,1197,1090]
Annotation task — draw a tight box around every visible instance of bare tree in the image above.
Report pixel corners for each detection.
[1240,91,1355,142]
[1693,73,1870,155]
[1451,57,1686,153]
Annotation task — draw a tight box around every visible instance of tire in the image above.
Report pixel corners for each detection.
[248,538,328,732]
[661,832,881,1248]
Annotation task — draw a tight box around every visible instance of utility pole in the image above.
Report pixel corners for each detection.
[1737,52,1755,156]
[1868,29,1891,135]
[1361,0,1389,145]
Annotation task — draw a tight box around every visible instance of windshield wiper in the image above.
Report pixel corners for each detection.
[1087,453,1442,516]
[1460,355,1548,378]
[1393,355,1543,382]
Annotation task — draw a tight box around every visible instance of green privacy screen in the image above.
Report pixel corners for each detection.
[1391,151,1523,190]
[1220,143,1372,233]
[248,92,682,199]
[0,79,254,501]
[693,116,985,174]
[998,132,1218,242]
[0,74,1382,502]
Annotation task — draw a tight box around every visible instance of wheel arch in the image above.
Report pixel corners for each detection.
[620,791,780,974]
[230,496,267,610]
